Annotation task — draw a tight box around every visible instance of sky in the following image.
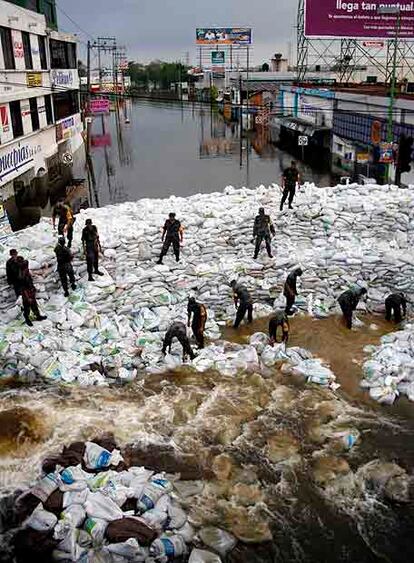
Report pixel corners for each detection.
[57,0,297,67]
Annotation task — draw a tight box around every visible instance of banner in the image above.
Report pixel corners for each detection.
[212,51,225,64]
[196,27,252,45]
[305,0,414,39]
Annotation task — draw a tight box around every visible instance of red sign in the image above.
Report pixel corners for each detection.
[91,133,112,147]
[363,40,385,48]
[13,40,24,58]
[90,99,110,114]
[305,0,414,39]
[0,106,10,132]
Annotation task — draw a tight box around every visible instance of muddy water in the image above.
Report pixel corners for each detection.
[0,314,413,562]
[223,312,414,422]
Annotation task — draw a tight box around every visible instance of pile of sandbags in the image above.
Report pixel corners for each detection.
[0,183,413,385]
[361,323,414,404]
[14,438,199,562]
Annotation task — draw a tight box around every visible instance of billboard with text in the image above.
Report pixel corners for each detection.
[305,0,414,39]
[196,27,252,44]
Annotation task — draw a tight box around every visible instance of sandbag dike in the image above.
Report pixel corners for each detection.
[0,183,414,561]
[0,183,414,401]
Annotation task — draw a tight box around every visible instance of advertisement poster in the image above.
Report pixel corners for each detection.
[305,0,414,39]
[196,27,252,44]
[379,142,394,163]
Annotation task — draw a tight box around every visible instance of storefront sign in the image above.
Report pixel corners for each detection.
[0,142,40,185]
[27,72,43,88]
[90,99,110,114]
[51,70,76,88]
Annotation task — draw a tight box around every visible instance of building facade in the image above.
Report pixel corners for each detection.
[4,0,57,30]
[0,0,83,230]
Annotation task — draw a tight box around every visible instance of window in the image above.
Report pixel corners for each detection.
[53,91,79,121]
[0,27,15,70]
[50,40,77,69]
[44,94,53,125]
[43,1,57,28]
[27,0,40,10]
[29,97,39,131]
[9,101,23,138]
[22,32,33,70]
[38,35,47,70]
[67,43,76,69]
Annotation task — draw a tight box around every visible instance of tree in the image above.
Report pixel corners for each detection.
[261,62,270,72]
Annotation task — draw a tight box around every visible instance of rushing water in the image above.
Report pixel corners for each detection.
[0,313,413,562]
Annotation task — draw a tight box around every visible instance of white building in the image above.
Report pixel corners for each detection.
[0,0,83,230]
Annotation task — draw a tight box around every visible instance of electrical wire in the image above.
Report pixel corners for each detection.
[54,1,96,42]
[1,78,414,116]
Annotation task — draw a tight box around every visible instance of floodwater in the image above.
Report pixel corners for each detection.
[90,99,333,206]
[1,313,413,562]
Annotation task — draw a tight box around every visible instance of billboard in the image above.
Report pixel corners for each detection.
[305,0,414,39]
[196,27,252,44]
[211,51,225,64]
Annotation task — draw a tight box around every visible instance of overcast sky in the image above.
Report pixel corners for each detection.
[58,0,297,66]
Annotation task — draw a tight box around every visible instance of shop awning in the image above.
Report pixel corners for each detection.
[280,117,330,137]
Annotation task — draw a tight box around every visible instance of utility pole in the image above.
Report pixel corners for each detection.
[378,6,401,184]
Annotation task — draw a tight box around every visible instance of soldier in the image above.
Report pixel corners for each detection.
[18,259,47,327]
[52,199,75,248]
[82,219,104,282]
[230,280,253,329]
[162,321,195,361]
[385,293,407,324]
[269,310,290,344]
[54,236,76,297]
[157,213,184,264]
[280,161,300,211]
[6,249,21,297]
[284,268,303,315]
[338,286,367,329]
[252,207,275,259]
[187,297,207,349]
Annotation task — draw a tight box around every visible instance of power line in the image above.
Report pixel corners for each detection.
[54,1,96,42]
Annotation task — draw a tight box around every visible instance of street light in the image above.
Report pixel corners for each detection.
[378,5,401,184]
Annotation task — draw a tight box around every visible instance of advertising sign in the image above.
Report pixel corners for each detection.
[196,27,252,44]
[379,142,394,163]
[357,152,370,163]
[90,99,110,114]
[51,69,77,88]
[371,120,382,144]
[0,142,40,186]
[211,51,225,64]
[27,72,43,88]
[304,0,414,39]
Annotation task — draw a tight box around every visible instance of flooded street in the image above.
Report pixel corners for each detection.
[1,314,413,562]
[90,100,333,206]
